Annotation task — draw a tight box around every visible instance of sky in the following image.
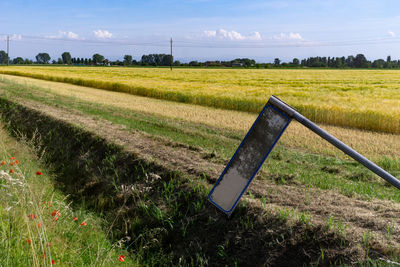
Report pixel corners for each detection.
[1,0,400,62]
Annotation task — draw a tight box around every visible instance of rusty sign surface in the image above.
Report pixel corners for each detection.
[208,103,291,215]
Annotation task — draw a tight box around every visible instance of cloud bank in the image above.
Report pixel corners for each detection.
[203,29,262,41]
[93,29,113,39]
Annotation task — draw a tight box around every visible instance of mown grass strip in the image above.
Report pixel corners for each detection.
[0,77,399,203]
[0,96,362,266]
[0,67,399,133]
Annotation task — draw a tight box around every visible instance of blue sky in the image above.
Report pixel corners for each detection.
[1,0,400,62]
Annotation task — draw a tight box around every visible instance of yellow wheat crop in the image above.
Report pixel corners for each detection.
[0,66,399,133]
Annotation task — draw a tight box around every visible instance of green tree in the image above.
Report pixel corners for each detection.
[372,59,385,68]
[123,55,133,66]
[12,57,24,64]
[274,58,280,66]
[0,50,9,64]
[61,52,72,64]
[35,53,51,64]
[292,58,299,66]
[353,54,369,68]
[92,53,105,64]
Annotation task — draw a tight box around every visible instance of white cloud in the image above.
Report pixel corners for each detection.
[93,29,112,39]
[202,29,262,41]
[273,32,303,40]
[2,34,22,41]
[46,30,81,40]
[388,30,396,37]
[10,34,22,41]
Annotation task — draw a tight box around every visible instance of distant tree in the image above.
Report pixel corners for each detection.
[0,50,9,64]
[387,55,391,63]
[12,57,24,64]
[24,58,33,64]
[92,53,105,64]
[57,58,63,64]
[354,54,369,68]
[372,59,385,68]
[123,55,133,66]
[35,53,51,64]
[51,59,57,64]
[189,61,200,67]
[274,58,280,66]
[345,55,354,68]
[61,52,72,64]
[292,58,299,66]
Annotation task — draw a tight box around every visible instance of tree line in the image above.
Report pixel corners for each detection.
[1,51,400,69]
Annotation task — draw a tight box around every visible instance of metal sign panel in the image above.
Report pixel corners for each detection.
[208,104,291,215]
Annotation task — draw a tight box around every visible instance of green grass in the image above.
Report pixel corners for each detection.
[0,126,136,266]
[1,79,399,265]
[0,78,399,203]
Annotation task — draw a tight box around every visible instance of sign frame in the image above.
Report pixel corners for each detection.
[208,104,291,215]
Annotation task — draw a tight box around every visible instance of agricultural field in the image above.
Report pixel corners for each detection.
[0,68,400,265]
[0,66,400,134]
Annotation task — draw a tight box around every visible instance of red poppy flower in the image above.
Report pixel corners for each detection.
[9,162,14,166]
[36,171,42,175]
[73,217,78,222]
[10,157,15,160]
[49,259,55,264]
[80,221,87,226]
[38,223,42,228]
[118,255,125,262]
[53,217,58,222]
[1,161,5,166]
[15,160,19,165]
[9,169,14,174]
[51,210,58,216]
[47,242,51,247]
[26,239,32,244]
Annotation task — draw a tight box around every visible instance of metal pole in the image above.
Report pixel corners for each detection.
[170,38,173,71]
[269,95,400,190]
[6,35,9,66]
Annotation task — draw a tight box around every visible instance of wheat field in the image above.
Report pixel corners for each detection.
[0,66,399,133]
[1,74,399,162]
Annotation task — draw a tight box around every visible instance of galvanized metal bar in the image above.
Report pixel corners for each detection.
[269,95,400,190]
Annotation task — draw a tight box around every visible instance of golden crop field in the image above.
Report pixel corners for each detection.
[0,66,399,134]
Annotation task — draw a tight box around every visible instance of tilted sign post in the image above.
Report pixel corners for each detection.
[208,95,400,216]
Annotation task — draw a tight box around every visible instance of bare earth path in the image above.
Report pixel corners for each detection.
[19,99,400,256]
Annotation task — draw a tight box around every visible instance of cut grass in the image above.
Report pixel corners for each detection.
[0,97,367,265]
[0,67,400,133]
[1,74,400,162]
[0,124,136,266]
[0,77,399,204]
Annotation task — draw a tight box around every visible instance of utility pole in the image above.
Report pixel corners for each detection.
[6,35,9,66]
[170,38,173,70]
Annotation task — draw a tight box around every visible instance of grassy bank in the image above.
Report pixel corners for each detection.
[0,124,135,266]
[0,92,366,266]
[0,67,399,133]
